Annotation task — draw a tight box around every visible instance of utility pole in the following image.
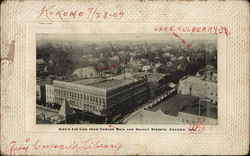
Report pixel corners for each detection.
[198,99,201,116]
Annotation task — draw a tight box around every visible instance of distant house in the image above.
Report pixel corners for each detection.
[155,62,162,68]
[163,52,171,57]
[170,56,177,61]
[37,59,45,64]
[178,56,184,60]
[142,65,152,72]
[36,59,46,72]
[124,67,135,73]
[110,55,120,61]
[72,66,100,78]
[48,59,53,66]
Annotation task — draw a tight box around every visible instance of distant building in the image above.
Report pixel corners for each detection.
[124,67,135,73]
[53,75,148,118]
[37,59,46,65]
[36,79,57,110]
[36,85,41,102]
[142,65,152,72]
[178,56,184,60]
[129,72,170,99]
[36,59,46,76]
[72,66,99,78]
[110,55,119,61]
[147,73,169,99]
[178,76,217,100]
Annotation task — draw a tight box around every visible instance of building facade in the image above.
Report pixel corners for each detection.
[45,84,55,106]
[53,76,148,117]
[178,76,217,100]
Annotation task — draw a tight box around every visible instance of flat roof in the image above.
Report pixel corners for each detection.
[182,76,217,84]
[71,78,133,89]
[126,109,185,124]
[72,78,105,85]
[90,79,129,89]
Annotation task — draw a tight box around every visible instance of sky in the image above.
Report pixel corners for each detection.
[37,33,217,43]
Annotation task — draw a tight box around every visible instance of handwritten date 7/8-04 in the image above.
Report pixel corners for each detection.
[38,5,125,21]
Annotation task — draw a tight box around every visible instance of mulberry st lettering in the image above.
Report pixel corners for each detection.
[155,25,230,36]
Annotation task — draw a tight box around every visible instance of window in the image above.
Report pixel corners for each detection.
[90,96,92,101]
[96,97,98,102]
[84,95,86,100]
[103,99,105,104]
[80,94,82,99]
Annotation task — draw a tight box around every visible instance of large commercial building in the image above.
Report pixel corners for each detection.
[127,72,170,99]
[53,75,148,117]
[178,76,217,100]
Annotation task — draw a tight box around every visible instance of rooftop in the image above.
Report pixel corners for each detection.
[90,79,128,89]
[71,77,133,89]
[147,73,167,82]
[72,78,105,85]
[181,76,217,84]
[126,109,184,124]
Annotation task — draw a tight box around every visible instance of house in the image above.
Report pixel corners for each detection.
[72,66,100,78]
[36,59,46,71]
[142,65,152,72]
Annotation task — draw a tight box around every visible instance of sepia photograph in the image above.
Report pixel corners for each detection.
[36,33,217,125]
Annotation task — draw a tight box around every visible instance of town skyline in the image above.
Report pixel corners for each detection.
[36,33,217,125]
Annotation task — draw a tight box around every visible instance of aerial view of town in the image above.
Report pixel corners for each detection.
[36,34,217,125]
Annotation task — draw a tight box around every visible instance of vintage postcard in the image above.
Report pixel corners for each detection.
[1,0,249,155]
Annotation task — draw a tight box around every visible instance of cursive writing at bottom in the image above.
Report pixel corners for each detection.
[5,138,122,155]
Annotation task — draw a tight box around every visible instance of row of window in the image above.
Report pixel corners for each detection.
[46,88,54,94]
[54,89,106,104]
[46,96,54,100]
[54,96,106,109]
[69,100,101,112]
